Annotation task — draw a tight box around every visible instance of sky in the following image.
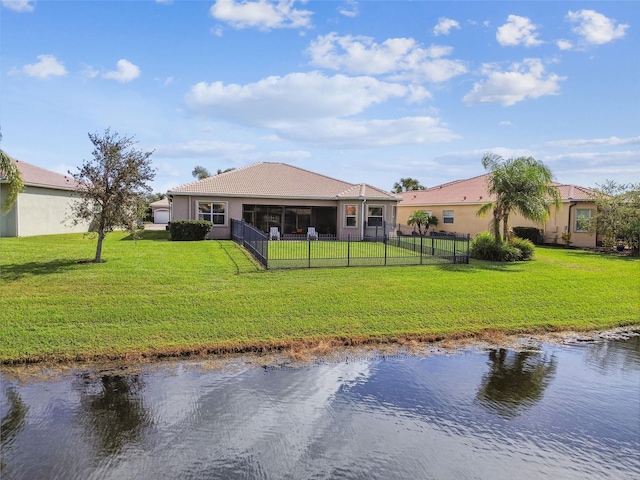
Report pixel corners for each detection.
[2,0,639,194]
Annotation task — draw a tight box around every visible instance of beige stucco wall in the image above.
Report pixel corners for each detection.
[398,200,597,248]
[170,194,398,240]
[1,186,91,237]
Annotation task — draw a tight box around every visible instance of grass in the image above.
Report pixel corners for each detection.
[1,230,638,364]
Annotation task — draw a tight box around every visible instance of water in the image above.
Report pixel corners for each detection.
[2,332,639,480]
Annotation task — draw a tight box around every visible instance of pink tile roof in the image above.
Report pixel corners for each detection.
[4,157,78,191]
[169,162,401,201]
[399,174,597,205]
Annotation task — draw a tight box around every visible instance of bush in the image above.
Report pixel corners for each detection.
[169,220,212,241]
[512,226,542,244]
[509,236,535,260]
[471,232,535,262]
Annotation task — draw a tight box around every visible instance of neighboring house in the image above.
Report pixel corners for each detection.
[149,198,170,224]
[0,158,90,237]
[397,174,600,248]
[168,162,401,240]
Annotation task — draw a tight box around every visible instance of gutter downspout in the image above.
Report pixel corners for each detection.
[567,200,577,238]
[361,198,366,240]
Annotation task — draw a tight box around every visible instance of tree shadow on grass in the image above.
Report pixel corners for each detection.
[435,260,525,274]
[120,230,170,242]
[0,259,84,281]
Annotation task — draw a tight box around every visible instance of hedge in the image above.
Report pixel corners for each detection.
[169,220,212,241]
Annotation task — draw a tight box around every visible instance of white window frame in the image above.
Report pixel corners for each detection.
[367,205,384,227]
[443,210,454,224]
[344,204,358,228]
[575,209,591,232]
[197,201,227,227]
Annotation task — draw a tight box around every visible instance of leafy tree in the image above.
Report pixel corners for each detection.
[0,134,25,214]
[406,210,438,236]
[392,177,425,193]
[216,167,235,175]
[477,154,561,243]
[192,165,211,180]
[588,180,640,255]
[69,129,155,263]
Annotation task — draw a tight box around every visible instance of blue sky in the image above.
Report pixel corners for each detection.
[2,1,638,193]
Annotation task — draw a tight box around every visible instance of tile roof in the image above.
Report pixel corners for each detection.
[169,162,401,201]
[149,198,170,208]
[399,174,597,205]
[3,157,78,191]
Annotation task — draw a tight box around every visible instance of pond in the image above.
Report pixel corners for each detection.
[2,330,639,480]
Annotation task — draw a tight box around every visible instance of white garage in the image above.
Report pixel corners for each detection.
[150,198,170,224]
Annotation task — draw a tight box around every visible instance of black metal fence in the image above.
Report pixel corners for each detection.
[231,219,268,268]
[231,219,469,270]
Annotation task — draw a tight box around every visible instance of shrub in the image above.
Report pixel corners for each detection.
[471,232,535,261]
[512,226,542,244]
[169,220,212,241]
[509,236,535,260]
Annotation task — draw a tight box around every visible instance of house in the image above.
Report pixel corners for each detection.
[397,174,600,248]
[149,198,170,224]
[0,158,90,237]
[168,162,401,240]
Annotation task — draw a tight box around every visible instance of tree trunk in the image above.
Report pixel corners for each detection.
[493,208,501,243]
[94,231,105,263]
[503,212,510,242]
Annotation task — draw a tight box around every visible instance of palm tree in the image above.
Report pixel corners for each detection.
[191,165,211,180]
[0,144,25,214]
[407,210,438,236]
[392,177,425,193]
[477,154,561,243]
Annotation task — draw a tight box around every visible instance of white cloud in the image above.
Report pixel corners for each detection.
[433,18,460,36]
[556,39,573,51]
[566,9,629,46]
[155,140,256,158]
[271,116,459,147]
[210,0,313,30]
[2,0,34,12]
[338,0,358,18]
[306,33,467,82]
[22,54,67,78]
[186,71,409,124]
[155,0,173,4]
[80,64,100,79]
[102,59,141,83]
[545,136,640,148]
[496,15,543,47]
[185,71,457,147]
[463,58,565,106]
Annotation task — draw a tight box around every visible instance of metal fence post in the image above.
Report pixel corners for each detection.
[453,238,457,263]
[347,235,351,267]
[384,234,387,266]
[308,237,311,268]
[420,235,423,265]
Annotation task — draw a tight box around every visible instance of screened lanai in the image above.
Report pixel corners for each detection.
[242,205,337,236]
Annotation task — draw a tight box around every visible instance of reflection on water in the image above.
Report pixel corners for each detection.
[477,349,557,417]
[1,333,639,480]
[76,374,151,457]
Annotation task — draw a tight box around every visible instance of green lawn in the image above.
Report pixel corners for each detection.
[1,230,638,364]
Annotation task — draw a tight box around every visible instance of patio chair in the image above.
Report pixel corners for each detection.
[307,227,318,240]
[270,227,280,240]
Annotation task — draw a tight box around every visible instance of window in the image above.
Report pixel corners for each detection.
[197,201,227,226]
[575,209,591,232]
[345,205,357,227]
[443,210,454,224]
[367,205,384,227]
